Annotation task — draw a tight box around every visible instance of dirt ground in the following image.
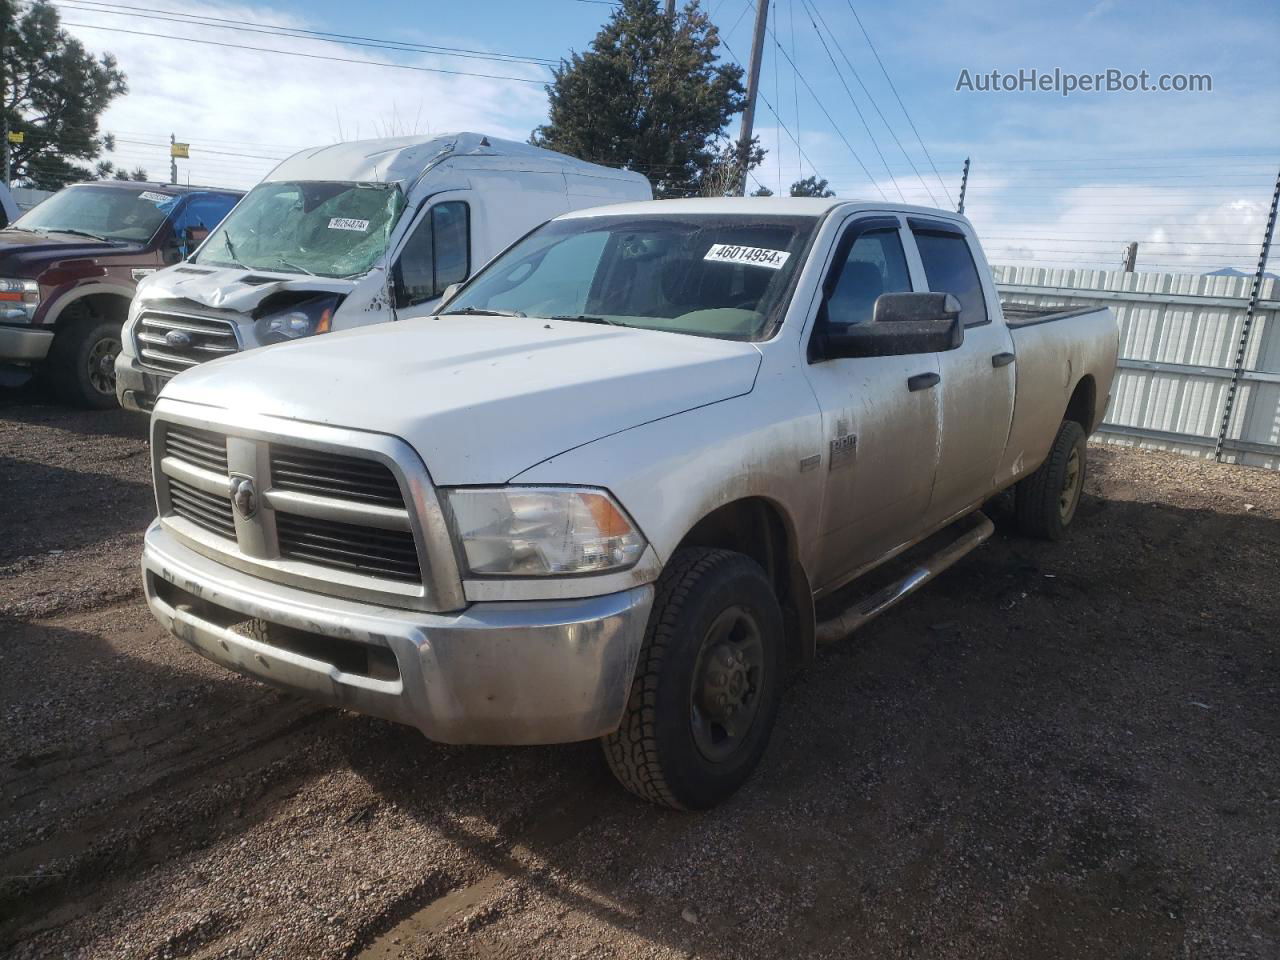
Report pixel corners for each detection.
[2,383,1279,960]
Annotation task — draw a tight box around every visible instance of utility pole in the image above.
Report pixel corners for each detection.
[1122,242,1138,272]
[735,0,769,196]
[169,132,177,185]
[1214,165,1280,463]
[2,4,10,189]
[665,0,675,17]
[957,157,970,213]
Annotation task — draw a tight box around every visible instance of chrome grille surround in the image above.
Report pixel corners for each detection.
[150,398,465,613]
[134,308,241,375]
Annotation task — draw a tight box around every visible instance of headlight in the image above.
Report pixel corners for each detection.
[0,278,40,322]
[254,294,338,345]
[443,486,646,577]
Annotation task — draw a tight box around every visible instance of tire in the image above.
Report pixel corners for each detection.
[603,548,784,810]
[48,316,122,409]
[1015,419,1087,540]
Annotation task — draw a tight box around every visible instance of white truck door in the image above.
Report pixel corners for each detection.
[804,215,942,589]
[390,193,472,321]
[908,220,1016,524]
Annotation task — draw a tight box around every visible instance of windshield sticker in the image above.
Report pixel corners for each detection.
[703,243,791,269]
[328,217,370,232]
[138,191,172,204]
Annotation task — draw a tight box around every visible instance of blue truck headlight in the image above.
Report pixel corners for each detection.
[254,294,339,345]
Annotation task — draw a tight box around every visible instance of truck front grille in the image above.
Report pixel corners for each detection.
[270,445,403,506]
[276,513,421,582]
[156,421,428,602]
[135,311,239,375]
[168,476,236,540]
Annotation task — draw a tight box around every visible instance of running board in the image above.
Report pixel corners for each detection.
[815,512,995,645]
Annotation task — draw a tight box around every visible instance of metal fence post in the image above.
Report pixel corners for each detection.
[957,157,970,214]
[1214,166,1280,462]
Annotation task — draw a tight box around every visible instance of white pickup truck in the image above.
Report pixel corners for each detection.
[114,132,650,411]
[140,197,1118,809]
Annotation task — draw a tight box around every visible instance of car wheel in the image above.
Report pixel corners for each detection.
[603,547,783,810]
[1015,419,1087,540]
[49,316,122,409]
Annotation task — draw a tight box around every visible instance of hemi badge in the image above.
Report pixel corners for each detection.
[799,454,821,472]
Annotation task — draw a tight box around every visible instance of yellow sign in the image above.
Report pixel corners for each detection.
[170,142,189,158]
[7,131,23,144]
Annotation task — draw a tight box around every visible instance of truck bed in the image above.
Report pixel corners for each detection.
[999,299,1099,328]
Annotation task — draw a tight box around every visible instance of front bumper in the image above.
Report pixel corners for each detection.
[0,323,53,363]
[115,351,171,411]
[142,521,654,745]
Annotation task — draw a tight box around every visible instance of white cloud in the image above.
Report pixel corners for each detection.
[58,0,551,190]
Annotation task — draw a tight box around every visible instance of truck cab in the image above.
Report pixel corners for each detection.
[0,181,242,406]
[115,133,652,412]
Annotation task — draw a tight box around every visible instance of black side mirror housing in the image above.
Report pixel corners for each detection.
[817,292,964,360]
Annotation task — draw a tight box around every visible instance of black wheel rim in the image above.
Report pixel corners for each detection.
[689,605,765,763]
[87,336,121,396]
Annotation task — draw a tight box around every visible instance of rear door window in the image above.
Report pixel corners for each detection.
[912,230,989,326]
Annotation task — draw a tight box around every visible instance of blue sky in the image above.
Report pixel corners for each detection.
[54,0,1280,272]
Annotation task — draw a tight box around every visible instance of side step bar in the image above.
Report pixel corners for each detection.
[815,512,995,645]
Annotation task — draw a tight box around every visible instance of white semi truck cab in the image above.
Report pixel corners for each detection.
[115,132,650,411]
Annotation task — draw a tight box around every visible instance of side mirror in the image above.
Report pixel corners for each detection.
[185,225,210,249]
[818,292,964,360]
[439,282,462,306]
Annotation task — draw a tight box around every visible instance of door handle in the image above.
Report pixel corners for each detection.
[907,372,941,392]
[991,352,1016,368]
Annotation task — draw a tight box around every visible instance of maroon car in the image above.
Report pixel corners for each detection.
[0,180,242,407]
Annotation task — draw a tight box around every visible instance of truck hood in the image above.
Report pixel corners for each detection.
[137,263,358,313]
[163,316,762,484]
[0,229,141,277]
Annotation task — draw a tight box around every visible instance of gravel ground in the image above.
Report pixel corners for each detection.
[2,384,1278,959]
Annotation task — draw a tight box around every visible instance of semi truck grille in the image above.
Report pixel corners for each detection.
[168,476,236,540]
[136,311,239,375]
[276,514,421,582]
[270,445,403,505]
[157,422,425,596]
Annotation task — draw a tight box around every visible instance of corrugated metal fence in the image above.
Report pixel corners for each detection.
[993,266,1280,470]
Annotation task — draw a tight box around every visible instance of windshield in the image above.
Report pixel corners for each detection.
[195,180,406,279]
[12,184,180,243]
[442,213,817,341]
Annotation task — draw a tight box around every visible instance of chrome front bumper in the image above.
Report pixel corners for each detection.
[143,521,654,744]
[115,352,170,411]
[0,324,53,363]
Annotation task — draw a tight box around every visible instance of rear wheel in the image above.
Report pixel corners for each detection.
[48,316,122,409]
[603,548,783,810]
[1015,419,1087,540]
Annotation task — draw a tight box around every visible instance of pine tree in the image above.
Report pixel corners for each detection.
[1,0,128,189]
[532,0,758,198]
[790,175,836,198]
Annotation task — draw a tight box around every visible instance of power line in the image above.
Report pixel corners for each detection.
[796,0,904,201]
[58,21,549,85]
[52,0,559,67]
[802,0,938,205]
[844,2,952,206]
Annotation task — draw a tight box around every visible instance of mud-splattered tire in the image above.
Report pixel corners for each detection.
[602,548,783,810]
[1015,419,1087,541]
[48,316,121,409]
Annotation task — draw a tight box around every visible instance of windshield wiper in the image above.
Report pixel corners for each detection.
[221,232,246,269]
[49,227,115,243]
[275,256,316,277]
[548,314,622,326]
[441,306,526,317]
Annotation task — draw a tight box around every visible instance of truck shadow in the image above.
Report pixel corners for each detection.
[0,380,149,441]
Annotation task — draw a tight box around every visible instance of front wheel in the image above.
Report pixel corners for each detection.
[48,316,122,409]
[603,548,783,810]
[1015,419,1087,540]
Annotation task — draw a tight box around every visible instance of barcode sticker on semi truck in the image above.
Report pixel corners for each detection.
[703,243,791,269]
[328,217,370,232]
[138,191,171,204]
